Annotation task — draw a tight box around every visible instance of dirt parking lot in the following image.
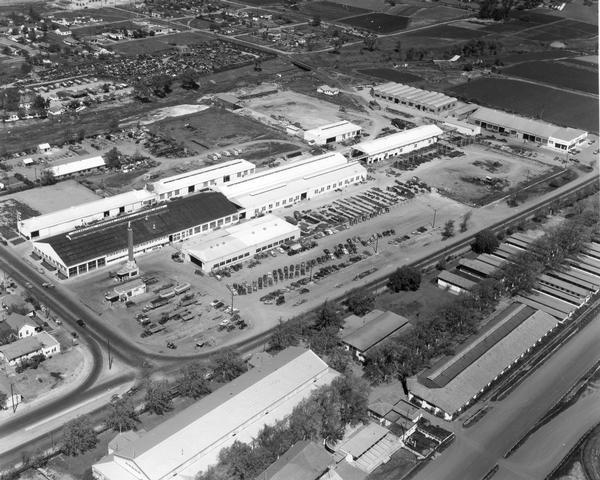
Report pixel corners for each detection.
[400,143,557,204]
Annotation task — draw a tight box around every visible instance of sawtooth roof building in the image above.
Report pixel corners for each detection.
[468,106,588,151]
[182,214,300,272]
[351,125,443,163]
[217,152,366,217]
[408,303,558,420]
[93,348,339,480]
[373,82,457,114]
[32,191,243,279]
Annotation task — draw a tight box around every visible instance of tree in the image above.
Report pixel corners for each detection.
[32,95,48,114]
[442,220,455,239]
[332,375,369,426]
[20,62,32,75]
[177,362,211,399]
[40,170,56,186]
[106,397,138,432]
[326,347,353,374]
[472,229,500,254]
[180,69,198,90]
[346,288,374,316]
[267,320,300,352]
[310,15,321,26]
[108,118,120,133]
[210,349,247,383]
[133,81,152,102]
[363,33,377,51]
[388,265,421,292]
[460,211,472,233]
[103,147,121,169]
[0,390,6,408]
[144,381,172,415]
[62,416,98,456]
[314,301,343,330]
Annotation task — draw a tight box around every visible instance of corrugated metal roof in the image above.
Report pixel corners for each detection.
[48,156,105,177]
[437,270,477,290]
[353,125,443,157]
[342,310,411,353]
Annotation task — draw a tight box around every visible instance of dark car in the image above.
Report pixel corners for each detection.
[76,319,86,327]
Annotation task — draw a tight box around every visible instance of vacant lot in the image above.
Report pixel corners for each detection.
[449,78,599,133]
[405,23,486,39]
[503,61,598,95]
[149,107,286,150]
[299,0,370,20]
[112,31,213,55]
[520,18,598,41]
[401,144,557,205]
[52,7,136,22]
[409,4,469,24]
[359,68,422,83]
[340,12,410,33]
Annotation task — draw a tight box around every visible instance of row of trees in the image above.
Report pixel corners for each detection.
[198,375,369,480]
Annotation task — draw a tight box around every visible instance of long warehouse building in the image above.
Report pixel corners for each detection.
[373,82,457,114]
[468,106,588,151]
[182,214,300,272]
[217,152,367,217]
[32,191,243,279]
[351,125,443,163]
[93,348,339,480]
[303,120,362,145]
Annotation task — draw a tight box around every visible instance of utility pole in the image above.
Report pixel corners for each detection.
[432,208,437,228]
[10,383,16,413]
[230,286,234,316]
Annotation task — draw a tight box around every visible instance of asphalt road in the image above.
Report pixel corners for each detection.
[412,311,600,480]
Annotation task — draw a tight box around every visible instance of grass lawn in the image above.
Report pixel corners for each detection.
[359,68,422,83]
[519,20,598,41]
[503,60,598,94]
[449,77,599,133]
[368,448,419,480]
[340,13,411,33]
[375,280,455,325]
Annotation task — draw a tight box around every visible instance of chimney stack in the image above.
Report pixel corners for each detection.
[127,221,134,262]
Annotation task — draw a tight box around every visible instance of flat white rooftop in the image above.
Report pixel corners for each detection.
[304,121,362,138]
[353,125,443,156]
[19,189,155,235]
[183,214,299,264]
[48,155,105,177]
[151,159,256,195]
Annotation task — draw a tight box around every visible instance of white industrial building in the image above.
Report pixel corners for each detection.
[18,189,156,239]
[150,159,255,201]
[47,156,106,178]
[468,106,588,151]
[443,119,481,136]
[351,125,443,163]
[217,152,367,217]
[373,82,457,114]
[93,348,339,480]
[303,121,362,145]
[182,215,300,272]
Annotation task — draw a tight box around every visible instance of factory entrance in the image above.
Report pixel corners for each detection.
[190,255,203,269]
[300,192,307,200]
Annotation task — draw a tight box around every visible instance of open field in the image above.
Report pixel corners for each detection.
[148,107,287,150]
[405,23,486,39]
[4,180,100,214]
[48,6,137,22]
[112,31,213,55]
[359,68,422,83]
[71,19,139,36]
[242,89,370,130]
[503,60,598,94]
[449,78,599,133]
[516,2,598,25]
[340,12,410,33]
[519,18,598,41]
[298,0,370,20]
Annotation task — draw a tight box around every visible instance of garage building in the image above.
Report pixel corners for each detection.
[93,347,339,480]
[32,191,243,278]
[47,156,106,179]
[150,159,255,201]
[351,125,443,163]
[373,82,457,114]
[303,121,362,145]
[182,215,300,272]
[18,189,156,240]
[468,106,588,151]
[217,152,366,217]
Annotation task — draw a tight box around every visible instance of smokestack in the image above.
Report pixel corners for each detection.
[127,221,134,262]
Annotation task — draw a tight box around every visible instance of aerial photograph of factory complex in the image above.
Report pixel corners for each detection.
[0,0,597,478]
